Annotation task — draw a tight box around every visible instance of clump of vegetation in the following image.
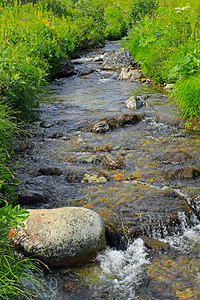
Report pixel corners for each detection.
[126,0,200,118]
[0,1,75,119]
[68,0,106,49]
[0,204,46,299]
[104,5,127,40]
[172,74,200,118]
[127,0,159,27]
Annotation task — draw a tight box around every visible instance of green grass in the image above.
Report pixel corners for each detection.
[126,0,200,118]
[0,204,47,299]
[172,74,200,118]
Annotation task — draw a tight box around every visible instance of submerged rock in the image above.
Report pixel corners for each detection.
[12,207,106,266]
[92,121,110,133]
[166,166,200,179]
[110,189,194,238]
[157,150,192,163]
[102,154,125,170]
[142,237,170,251]
[38,168,62,176]
[89,113,142,133]
[96,145,112,152]
[147,255,200,300]
[17,189,49,206]
[66,171,85,183]
[40,121,54,128]
[49,133,64,139]
[82,173,107,183]
[102,48,135,70]
[57,60,75,78]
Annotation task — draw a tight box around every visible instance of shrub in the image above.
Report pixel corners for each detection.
[128,0,159,27]
[0,204,46,299]
[126,1,200,117]
[104,5,127,40]
[171,74,200,118]
[0,1,75,119]
[69,0,106,49]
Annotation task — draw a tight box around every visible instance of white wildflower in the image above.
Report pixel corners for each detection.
[175,6,190,11]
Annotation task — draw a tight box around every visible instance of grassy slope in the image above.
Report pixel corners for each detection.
[126,0,200,119]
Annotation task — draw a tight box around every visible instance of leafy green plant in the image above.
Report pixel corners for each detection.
[0,204,47,300]
[69,0,106,49]
[104,5,127,40]
[126,1,200,117]
[128,0,159,27]
[171,74,200,118]
[168,51,200,80]
[0,99,21,203]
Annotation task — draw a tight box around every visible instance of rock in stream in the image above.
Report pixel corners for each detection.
[12,207,106,266]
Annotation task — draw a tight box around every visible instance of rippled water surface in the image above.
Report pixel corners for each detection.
[16,41,200,299]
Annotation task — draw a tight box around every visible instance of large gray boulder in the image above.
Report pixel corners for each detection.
[12,207,106,266]
[102,48,135,70]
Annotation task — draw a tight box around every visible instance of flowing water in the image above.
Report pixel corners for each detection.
[16,41,200,299]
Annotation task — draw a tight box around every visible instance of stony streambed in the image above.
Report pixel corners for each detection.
[15,41,200,299]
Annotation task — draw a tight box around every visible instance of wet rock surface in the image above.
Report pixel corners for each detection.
[125,95,148,109]
[147,254,200,300]
[81,183,195,239]
[57,59,75,78]
[157,150,193,163]
[102,154,125,170]
[142,236,170,251]
[165,165,200,179]
[118,66,142,81]
[89,113,142,133]
[102,48,135,70]
[12,207,106,266]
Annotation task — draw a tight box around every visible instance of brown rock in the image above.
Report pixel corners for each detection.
[112,190,193,238]
[102,154,125,169]
[157,150,192,163]
[89,113,142,133]
[143,236,170,251]
[38,168,62,176]
[166,166,200,179]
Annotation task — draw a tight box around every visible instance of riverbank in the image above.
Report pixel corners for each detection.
[0,1,127,298]
[125,0,200,120]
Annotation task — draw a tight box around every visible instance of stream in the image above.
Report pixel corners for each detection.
[16,41,200,299]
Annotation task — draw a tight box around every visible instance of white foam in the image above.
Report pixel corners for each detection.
[97,238,149,299]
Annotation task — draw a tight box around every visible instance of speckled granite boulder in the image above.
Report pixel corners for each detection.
[12,207,106,266]
[102,48,135,70]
